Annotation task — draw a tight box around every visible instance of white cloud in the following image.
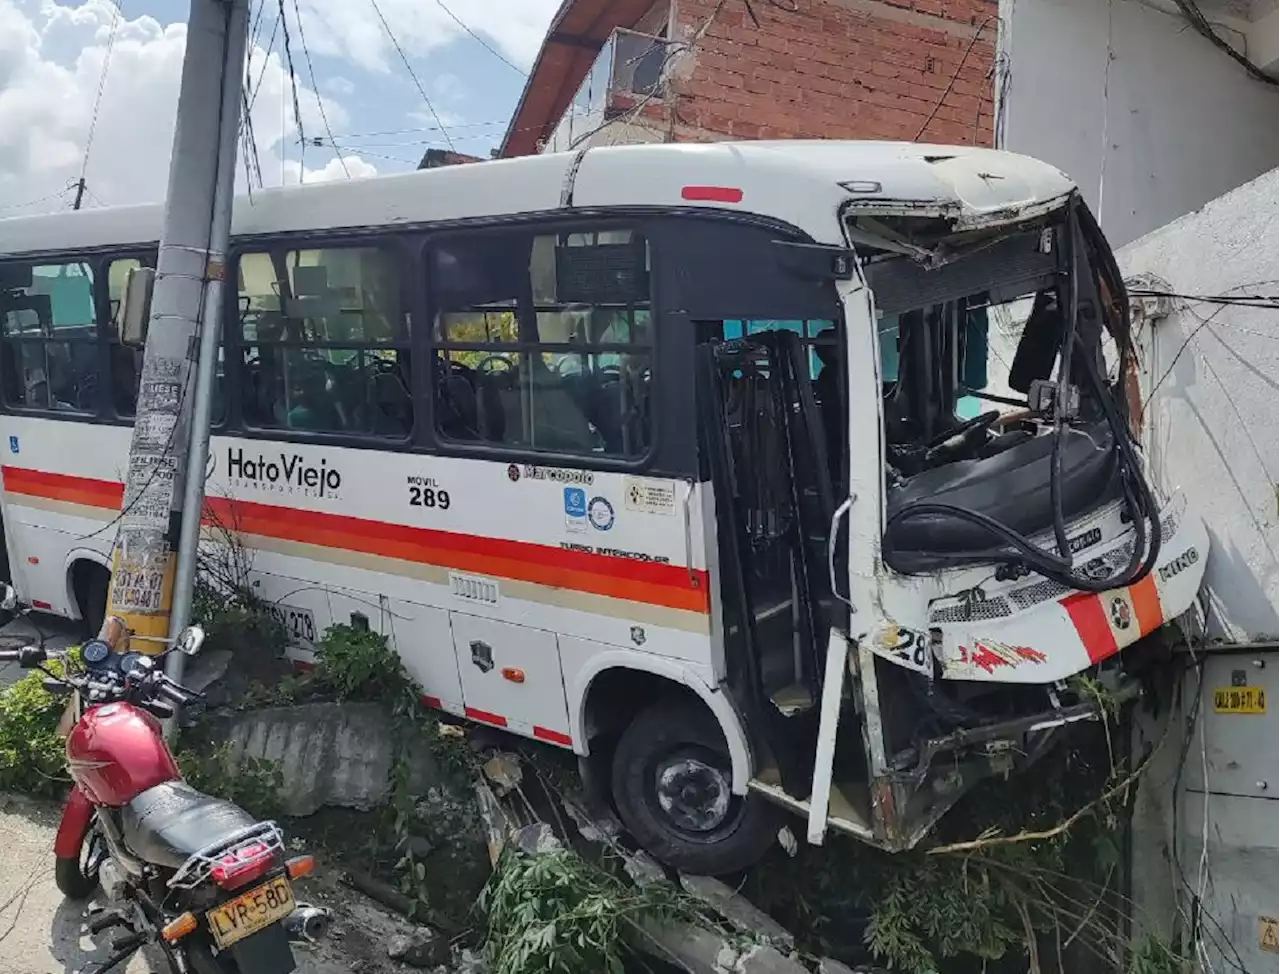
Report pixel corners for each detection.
[283,153,379,184]
[0,0,376,218]
[324,75,355,96]
[299,0,560,74]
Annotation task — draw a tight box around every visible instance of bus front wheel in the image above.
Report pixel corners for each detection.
[610,700,780,876]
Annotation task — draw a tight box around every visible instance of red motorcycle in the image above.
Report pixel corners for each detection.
[0,601,328,974]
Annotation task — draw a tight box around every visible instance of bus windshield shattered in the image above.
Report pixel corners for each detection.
[856,196,1162,596]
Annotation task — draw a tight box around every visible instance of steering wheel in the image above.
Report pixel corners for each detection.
[475,355,515,375]
[922,410,1002,463]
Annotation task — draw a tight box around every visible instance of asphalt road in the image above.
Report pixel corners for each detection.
[0,794,157,974]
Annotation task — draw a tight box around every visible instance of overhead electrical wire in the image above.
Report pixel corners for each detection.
[368,0,457,152]
[291,0,351,178]
[1172,0,1277,86]
[914,15,997,142]
[432,0,525,75]
[247,7,282,112]
[76,0,123,201]
[1138,280,1280,410]
[0,188,77,212]
[277,0,309,177]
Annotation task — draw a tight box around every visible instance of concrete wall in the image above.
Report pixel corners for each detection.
[1118,168,1279,643]
[998,0,1279,247]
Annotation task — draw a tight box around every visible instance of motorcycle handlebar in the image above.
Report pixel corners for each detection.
[0,646,49,667]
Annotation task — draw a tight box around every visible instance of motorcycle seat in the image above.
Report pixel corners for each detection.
[121,780,261,871]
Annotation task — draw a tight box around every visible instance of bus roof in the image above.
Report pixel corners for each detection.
[0,140,1076,258]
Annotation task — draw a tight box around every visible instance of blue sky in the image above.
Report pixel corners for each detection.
[0,0,560,212]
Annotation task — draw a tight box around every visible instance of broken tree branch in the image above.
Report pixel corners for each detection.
[927,703,1173,856]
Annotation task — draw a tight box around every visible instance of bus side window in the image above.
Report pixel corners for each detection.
[431,228,654,459]
[236,246,411,439]
[0,261,98,412]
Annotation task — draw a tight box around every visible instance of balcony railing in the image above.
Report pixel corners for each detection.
[542,27,671,153]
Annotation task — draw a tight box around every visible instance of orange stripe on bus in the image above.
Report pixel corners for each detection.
[2,466,710,614]
[1130,573,1163,636]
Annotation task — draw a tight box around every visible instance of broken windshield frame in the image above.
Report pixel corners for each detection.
[859,197,1160,592]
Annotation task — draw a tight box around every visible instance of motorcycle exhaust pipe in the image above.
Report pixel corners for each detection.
[283,905,331,944]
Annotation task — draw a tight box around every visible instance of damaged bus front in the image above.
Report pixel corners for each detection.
[793,158,1210,850]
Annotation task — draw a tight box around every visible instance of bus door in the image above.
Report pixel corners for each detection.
[657,214,854,804]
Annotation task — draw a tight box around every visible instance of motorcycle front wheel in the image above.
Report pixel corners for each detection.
[54,827,105,900]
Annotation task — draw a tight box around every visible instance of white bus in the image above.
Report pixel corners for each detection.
[0,140,1208,873]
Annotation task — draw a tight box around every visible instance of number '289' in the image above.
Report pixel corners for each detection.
[409,486,451,510]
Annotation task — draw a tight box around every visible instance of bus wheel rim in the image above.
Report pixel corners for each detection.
[654,755,732,833]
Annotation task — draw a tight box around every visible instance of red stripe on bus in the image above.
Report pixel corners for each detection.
[1,466,710,614]
[465,707,508,728]
[533,726,572,747]
[1061,592,1117,663]
[681,185,743,203]
[2,466,123,509]
[421,694,443,710]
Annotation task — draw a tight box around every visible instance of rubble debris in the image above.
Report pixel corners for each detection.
[623,848,669,887]
[511,822,562,856]
[480,752,522,796]
[561,794,625,844]
[341,870,417,920]
[474,779,512,867]
[679,874,795,949]
[387,928,451,969]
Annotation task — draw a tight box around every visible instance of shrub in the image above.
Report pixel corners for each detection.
[0,653,77,799]
[314,624,414,705]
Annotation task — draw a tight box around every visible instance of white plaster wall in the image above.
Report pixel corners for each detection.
[998,0,1279,247]
[1118,168,1279,643]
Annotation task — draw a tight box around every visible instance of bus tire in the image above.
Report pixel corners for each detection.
[76,563,109,639]
[610,700,779,876]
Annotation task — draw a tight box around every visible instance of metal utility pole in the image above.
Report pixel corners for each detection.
[106,0,249,666]
[72,178,86,210]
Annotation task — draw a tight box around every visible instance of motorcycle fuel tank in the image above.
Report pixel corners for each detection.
[65,702,181,807]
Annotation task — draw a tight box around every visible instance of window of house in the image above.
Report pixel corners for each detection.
[0,261,99,412]
[432,229,653,458]
[235,245,411,438]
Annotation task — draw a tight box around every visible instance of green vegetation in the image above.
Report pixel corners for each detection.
[176,743,285,821]
[0,652,77,799]
[480,843,702,974]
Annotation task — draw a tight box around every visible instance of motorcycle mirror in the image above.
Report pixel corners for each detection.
[0,585,17,612]
[175,625,205,657]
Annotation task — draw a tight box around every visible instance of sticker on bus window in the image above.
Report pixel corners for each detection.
[624,478,675,516]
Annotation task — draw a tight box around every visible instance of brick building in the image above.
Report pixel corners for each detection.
[500,0,998,157]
